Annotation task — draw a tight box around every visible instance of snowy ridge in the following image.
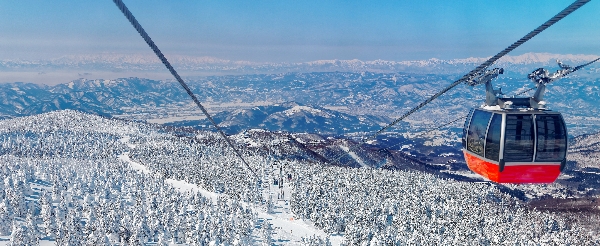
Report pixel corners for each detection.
[178,102,388,136]
[46,54,258,66]
[282,106,325,118]
[2,71,600,138]
[567,132,600,169]
[6,52,597,67]
[3,52,598,76]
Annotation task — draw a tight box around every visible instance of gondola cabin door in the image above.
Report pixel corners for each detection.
[462,108,567,183]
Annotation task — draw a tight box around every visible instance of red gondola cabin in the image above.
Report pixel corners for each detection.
[462,107,567,183]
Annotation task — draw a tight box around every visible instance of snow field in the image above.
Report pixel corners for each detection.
[291,164,599,244]
[0,111,257,245]
[129,130,336,245]
[0,110,599,245]
[123,134,334,245]
[0,111,336,245]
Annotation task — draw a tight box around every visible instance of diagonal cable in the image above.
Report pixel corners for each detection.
[330,0,591,164]
[573,57,600,72]
[379,115,466,154]
[112,0,257,178]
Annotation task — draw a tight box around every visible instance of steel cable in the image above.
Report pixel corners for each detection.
[112,0,258,178]
[379,115,467,154]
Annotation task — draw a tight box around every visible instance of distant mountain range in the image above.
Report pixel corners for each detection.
[1,70,599,138]
[167,101,390,135]
[2,52,599,76]
[0,77,188,118]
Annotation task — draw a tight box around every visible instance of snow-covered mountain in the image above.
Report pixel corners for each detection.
[297,53,600,74]
[168,102,390,135]
[3,53,599,76]
[567,132,600,170]
[0,110,599,244]
[1,70,600,138]
[0,77,189,118]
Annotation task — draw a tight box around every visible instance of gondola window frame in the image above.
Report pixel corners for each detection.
[503,114,535,162]
[485,113,503,162]
[534,114,567,162]
[467,109,493,157]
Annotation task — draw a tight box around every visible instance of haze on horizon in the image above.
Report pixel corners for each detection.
[2,0,599,62]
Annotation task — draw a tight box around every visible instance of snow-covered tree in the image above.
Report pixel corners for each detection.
[260,220,273,246]
[0,200,12,236]
[40,191,55,237]
[8,224,26,246]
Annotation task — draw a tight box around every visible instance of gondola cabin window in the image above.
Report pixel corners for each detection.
[484,114,502,161]
[504,114,534,162]
[535,114,567,162]
[467,110,492,156]
[462,109,474,149]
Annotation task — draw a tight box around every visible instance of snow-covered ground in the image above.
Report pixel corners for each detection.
[119,135,337,245]
[0,111,341,245]
[339,146,367,167]
[0,110,599,245]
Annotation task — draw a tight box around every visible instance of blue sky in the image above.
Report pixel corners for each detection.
[1,0,598,62]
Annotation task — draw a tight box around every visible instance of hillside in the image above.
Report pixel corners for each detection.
[167,102,390,136]
[0,110,599,244]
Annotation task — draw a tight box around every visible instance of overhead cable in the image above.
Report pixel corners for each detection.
[112,0,258,178]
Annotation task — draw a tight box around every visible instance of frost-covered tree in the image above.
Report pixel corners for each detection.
[40,191,55,237]
[302,235,327,246]
[266,194,275,214]
[0,200,12,236]
[8,224,26,246]
[260,220,273,246]
[290,164,600,245]
[128,226,146,246]
[156,232,169,246]
[25,213,40,243]
[9,222,37,246]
